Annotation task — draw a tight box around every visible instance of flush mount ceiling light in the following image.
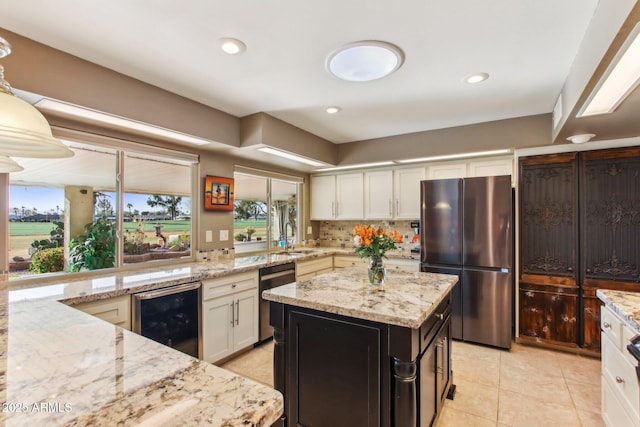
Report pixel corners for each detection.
[326,106,341,114]
[327,41,404,82]
[578,23,640,117]
[0,36,74,159]
[566,133,596,144]
[35,98,211,146]
[466,72,490,84]
[257,147,328,167]
[219,37,246,55]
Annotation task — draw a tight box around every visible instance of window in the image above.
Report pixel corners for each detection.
[8,138,195,280]
[233,170,301,254]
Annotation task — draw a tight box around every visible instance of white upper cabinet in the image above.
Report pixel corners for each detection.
[311,173,363,220]
[312,157,512,221]
[426,162,467,180]
[426,157,513,181]
[310,175,336,220]
[363,167,424,220]
[468,158,513,178]
[364,170,394,219]
[336,173,364,219]
[393,167,425,219]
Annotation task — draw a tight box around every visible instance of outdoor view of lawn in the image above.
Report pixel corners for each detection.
[10,219,269,259]
[9,220,192,259]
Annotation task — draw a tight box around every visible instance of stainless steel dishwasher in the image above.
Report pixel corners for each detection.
[258,262,296,341]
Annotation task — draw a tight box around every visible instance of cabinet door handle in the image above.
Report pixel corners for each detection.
[435,312,445,320]
[616,376,625,384]
[331,202,335,217]
[388,199,392,216]
[603,322,611,329]
[230,302,235,327]
[396,199,399,216]
[235,300,240,325]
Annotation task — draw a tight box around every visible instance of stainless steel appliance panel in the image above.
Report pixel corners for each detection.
[462,176,513,269]
[420,264,462,340]
[461,268,513,349]
[259,262,296,341]
[420,179,463,266]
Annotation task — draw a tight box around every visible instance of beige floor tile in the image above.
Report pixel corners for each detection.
[497,389,582,427]
[453,353,500,388]
[498,363,573,406]
[220,341,274,387]
[577,409,606,427]
[452,341,503,364]
[560,355,601,386]
[499,343,564,377]
[566,378,601,414]
[436,402,497,427]
[446,377,498,421]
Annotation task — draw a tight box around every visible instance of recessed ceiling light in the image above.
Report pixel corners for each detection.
[326,106,341,114]
[566,133,595,144]
[327,41,404,82]
[220,38,246,55]
[466,73,490,84]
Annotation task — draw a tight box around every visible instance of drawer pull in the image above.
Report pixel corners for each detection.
[615,376,625,384]
[603,322,611,329]
[435,313,445,320]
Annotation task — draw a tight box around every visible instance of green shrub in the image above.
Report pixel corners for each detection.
[29,247,64,274]
[69,216,116,272]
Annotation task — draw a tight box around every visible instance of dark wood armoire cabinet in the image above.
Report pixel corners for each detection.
[519,147,640,353]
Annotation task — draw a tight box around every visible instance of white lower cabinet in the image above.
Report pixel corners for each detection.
[601,304,639,427]
[202,271,259,364]
[72,295,131,330]
[296,256,333,281]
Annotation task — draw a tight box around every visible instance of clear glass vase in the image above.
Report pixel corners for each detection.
[368,256,387,285]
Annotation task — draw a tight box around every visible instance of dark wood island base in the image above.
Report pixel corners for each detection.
[269,292,454,427]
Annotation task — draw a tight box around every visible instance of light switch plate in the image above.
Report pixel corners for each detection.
[205,230,213,242]
[220,230,229,241]
[307,226,313,235]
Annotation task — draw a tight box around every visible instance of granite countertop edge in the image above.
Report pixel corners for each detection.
[597,289,640,334]
[1,248,421,426]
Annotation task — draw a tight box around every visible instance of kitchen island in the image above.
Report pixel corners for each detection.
[262,267,458,427]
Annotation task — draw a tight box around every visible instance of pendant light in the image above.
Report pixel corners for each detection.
[0,156,23,172]
[0,36,73,159]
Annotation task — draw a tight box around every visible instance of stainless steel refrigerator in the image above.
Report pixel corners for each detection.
[420,175,513,349]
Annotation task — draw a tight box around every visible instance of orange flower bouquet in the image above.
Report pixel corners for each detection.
[353,224,402,285]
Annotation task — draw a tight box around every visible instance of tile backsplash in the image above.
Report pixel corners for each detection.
[313,220,420,251]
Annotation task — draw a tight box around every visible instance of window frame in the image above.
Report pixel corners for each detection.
[6,129,199,285]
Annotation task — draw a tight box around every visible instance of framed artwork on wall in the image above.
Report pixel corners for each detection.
[204,175,234,211]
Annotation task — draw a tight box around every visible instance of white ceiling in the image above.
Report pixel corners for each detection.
[0,0,600,144]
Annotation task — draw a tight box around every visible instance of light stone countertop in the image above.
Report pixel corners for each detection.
[597,289,640,334]
[0,252,329,426]
[262,267,458,329]
[0,248,418,426]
